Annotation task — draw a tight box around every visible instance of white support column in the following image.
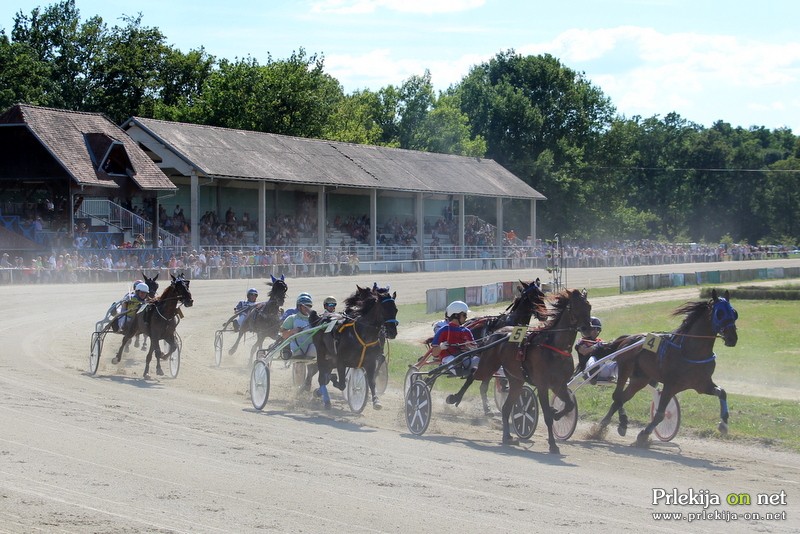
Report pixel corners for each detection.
[318,185,326,250]
[416,192,424,259]
[190,171,199,251]
[530,199,537,251]
[259,181,266,250]
[457,194,465,256]
[371,189,377,260]
[496,197,505,255]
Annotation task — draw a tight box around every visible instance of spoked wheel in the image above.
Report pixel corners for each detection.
[551,389,579,441]
[158,333,182,378]
[292,362,308,389]
[403,366,421,396]
[250,359,270,410]
[89,332,103,375]
[494,376,509,412]
[652,389,681,442]
[214,330,224,367]
[346,368,369,414]
[510,384,539,439]
[405,380,432,435]
[375,356,389,395]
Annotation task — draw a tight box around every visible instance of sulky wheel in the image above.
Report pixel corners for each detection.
[250,359,270,410]
[652,390,681,442]
[159,333,182,378]
[551,389,578,441]
[89,332,103,375]
[403,366,421,397]
[375,356,389,396]
[494,376,509,412]
[510,384,539,439]
[214,330,224,367]
[405,380,432,435]
[346,367,369,414]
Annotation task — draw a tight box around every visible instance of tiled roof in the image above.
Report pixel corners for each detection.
[126,117,545,200]
[0,105,175,191]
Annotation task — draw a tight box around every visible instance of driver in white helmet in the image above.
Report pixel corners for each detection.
[232,288,259,332]
[112,282,151,334]
[431,300,478,376]
[280,294,317,360]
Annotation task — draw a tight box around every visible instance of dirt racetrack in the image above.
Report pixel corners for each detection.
[1,259,799,533]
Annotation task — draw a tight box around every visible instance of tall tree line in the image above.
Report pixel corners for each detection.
[2,1,798,246]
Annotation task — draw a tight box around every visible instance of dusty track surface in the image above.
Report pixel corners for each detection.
[1,260,798,533]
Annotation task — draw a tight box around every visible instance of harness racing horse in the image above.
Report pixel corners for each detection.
[112,273,194,378]
[471,289,592,453]
[227,274,288,362]
[131,272,159,352]
[440,280,548,414]
[595,289,738,447]
[314,285,399,410]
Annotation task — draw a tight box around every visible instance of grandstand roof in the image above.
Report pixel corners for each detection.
[0,105,175,191]
[124,117,545,201]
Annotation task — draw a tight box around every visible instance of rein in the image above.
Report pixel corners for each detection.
[337,321,380,368]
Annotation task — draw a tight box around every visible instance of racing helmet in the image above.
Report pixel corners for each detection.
[589,316,602,331]
[133,279,144,289]
[296,294,313,307]
[135,282,149,293]
[247,287,258,296]
[445,300,470,318]
[323,296,337,307]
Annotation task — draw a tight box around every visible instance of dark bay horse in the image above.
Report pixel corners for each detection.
[439,280,548,414]
[113,273,193,378]
[314,285,399,410]
[471,289,592,453]
[227,274,288,362]
[595,289,738,446]
[131,272,159,352]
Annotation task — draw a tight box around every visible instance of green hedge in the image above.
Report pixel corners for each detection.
[700,285,800,300]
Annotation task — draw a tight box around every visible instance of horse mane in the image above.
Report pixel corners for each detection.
[540,289,572,323]
[672,300,710,333]
[344,285,376,317]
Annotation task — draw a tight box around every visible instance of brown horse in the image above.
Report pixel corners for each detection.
[471,289,592,453]
[113,273,193,378]
[595,289,738,446]
[227,274,288,362]
[438,280,548,413]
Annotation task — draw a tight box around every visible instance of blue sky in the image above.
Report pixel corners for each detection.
[4,0,800,131]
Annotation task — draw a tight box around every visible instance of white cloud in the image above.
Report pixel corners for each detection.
[310,0,485,14]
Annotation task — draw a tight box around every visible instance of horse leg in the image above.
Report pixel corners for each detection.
[316,365,331,409]
[540,386,561,454]
[334,362,347,391]
[617,406,629,437]
[701,381,729,434]
[446,372,475,407]
[368,363,382,410]
[305,363,318,392]
[113,331,134,364]
[143,344,156,378]
[249,333,265,366]
[500,379,523,445]
[228,330,244,355]
[637,384,679,447]
[479,379,493,415]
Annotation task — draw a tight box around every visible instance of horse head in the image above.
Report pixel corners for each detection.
[516,279,548,322]
[711,289,738,347]
[373,285,399,340]
[567,288,592,332]
[267,274,288,305]
[170,273,193,307]
[143,271,159,299]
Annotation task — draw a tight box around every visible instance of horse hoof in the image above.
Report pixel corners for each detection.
[502,436,519,446]
[228,348,236,355]
[618,424,627,437]
[718,421,729,434]
[324,402,332,410]
[157,369,164,376]
[635,434,651,448]
[373,401,383,410]
[445,394,458,405]
[112,356,120,364]
[143,373,150,379]
[549,444,560,454]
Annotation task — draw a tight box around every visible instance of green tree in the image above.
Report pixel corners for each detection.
[323,89,383,145]
[0,33,54,108]
[151,46,216,122]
